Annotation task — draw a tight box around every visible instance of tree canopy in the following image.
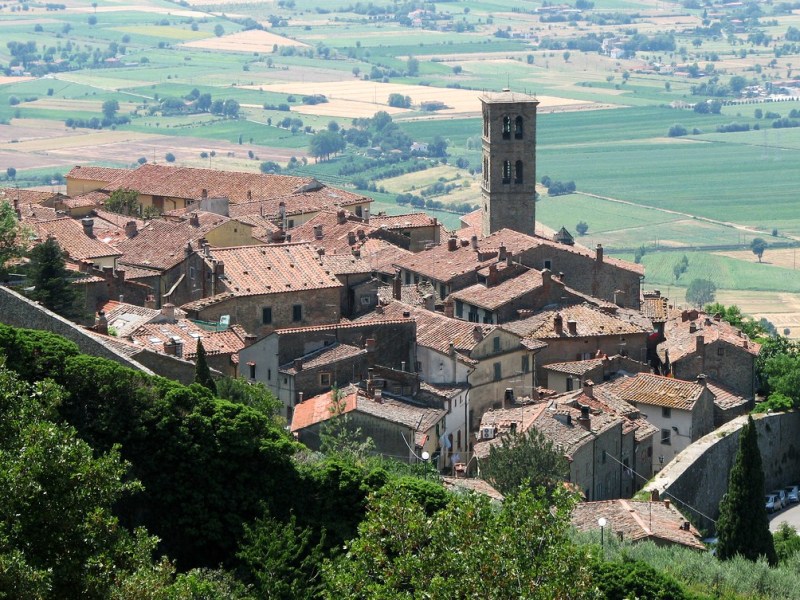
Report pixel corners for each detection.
[26,236,80,318]
[751,237,768,262]
[685,277,716,307]
[309,130,346,161]
[0,200,26,279]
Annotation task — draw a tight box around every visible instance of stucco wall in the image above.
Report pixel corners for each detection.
[644,411,800,533]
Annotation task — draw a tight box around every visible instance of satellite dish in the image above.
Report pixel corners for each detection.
[421,451,430,461]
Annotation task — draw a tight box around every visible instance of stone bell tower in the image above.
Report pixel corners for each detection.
[480,90,539,237]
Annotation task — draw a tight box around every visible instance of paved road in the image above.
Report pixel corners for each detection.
[769,500,800,532]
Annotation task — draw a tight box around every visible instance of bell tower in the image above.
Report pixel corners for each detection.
[480,90,539,237]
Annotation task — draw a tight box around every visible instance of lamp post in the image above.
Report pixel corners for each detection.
[598,517,607,550]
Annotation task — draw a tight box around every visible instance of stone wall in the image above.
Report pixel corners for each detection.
[644,411,800,534]
[0,285,154,374]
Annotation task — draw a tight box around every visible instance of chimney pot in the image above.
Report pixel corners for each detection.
[347,231,356,245]
[596,243,604,263]
[294,358,303,372]
[314,224,323,239]
[554,313,564,335]
[161,303,176,321]
[81,217,94,237]
[337,209,346,224]
[448,236,458,251]
[498,244,506,261]
[124,220,138,237]
[244,334,257,347]
[444,299,454,318]
[393,270,402,301]
[583,380,594,398]
[664,499,671,509]
[470,235,478,250]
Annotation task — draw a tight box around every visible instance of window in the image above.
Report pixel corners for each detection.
[468,310,479,323]
[544,259,552,270]
[514,160,523,184]
[662,407,672,418]
[566,377,574,391]
[602,450,607,464]
[493,362,502,381]
[483,157,489,182]
[287,219,295,228]
[483,313,492,324]
[521,355,530,373]
[292,304,302,322]
[483,111,489,136]
[515,115,524,139]
[249,364,256,379]
[493,336,500,352]
[405,271,411,284]
[502,115,511,139]
[717,347,725,356]
[262,307,272,324]
[455,300,463,318]
[320,372,331,386]
[267,369,271,381]
[502,160,511,184]
[189,266,196,280]
[661,429,672,445]
[440,284,447,298]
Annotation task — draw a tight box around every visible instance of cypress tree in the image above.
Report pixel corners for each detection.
[27,236,80,318]
[194,338,217,394]
[716,415,777,564]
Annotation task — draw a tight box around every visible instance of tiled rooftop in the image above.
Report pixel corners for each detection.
[66,165,129,183]
[128,320,246,358]
[543,357,605,376]
[370,212,438,229]
[33,217,121,261]
[290,210,376,254]
[0,187,58,207]
[504,303,651,340]
[659,311,761,363]
[571,499,705,550]
[606,373,704,411]
[707,380,749,411]
[641,292,670,322]
[210,243,342,297]
[280,342,366,375]
[448,267,544,311]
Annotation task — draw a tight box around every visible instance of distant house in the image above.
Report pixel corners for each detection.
[572,499,706,551]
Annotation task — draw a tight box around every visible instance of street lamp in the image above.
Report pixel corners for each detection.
[598,517,607,549]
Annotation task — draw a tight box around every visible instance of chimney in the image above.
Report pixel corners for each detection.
[347,231,356,246]
[294,358,303,372]
[695,334,704,354]
[365,338,376,352]
[215,260,225,278]
[444,299,454,318]
[596,244,603,263]
[317,247,325,257]
[201,188,208,199]
[95,310,108,335]
[506,250,513,267]
[357,228,365,240]
[81,217,94,237]
[184,241,193,257]
[164,336,183,358]
[448,236,458,251]
[583,380,594,398]
[375,304,384,314]
[473,325,484,342]
[554,313,563,335]
[613,289,624,307]
[423,293,435,312]
[470,235,478,250]
[498,244,507,261]
[314,224,323,239]
[650,489,660,502]
[577,404,591,430]
[337,209,346,224]
[542,269,552,288]
[696,373,707,386]
[189,213,200,227]
[161,303,176,321]
[401,360,406,372]
[689,322,697,333]
[504,387,514,407]
[144,294,156,309]
[393,270,402,301]
[368,367,374,381]
[244,334,257,347]
[375,389,383,403]
[124,220,138,238]
[363,205,370,222]
[488,263,498,286]
[279,202,286,223]
[402,310,411,318]
[664,499,671,510]
[567,319,577,335]
[298,392,304,404]
[203,242,211,258]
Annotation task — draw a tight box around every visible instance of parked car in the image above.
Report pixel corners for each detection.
[785,485,800,504]
[766,494,781,513]
[772,489,787,509]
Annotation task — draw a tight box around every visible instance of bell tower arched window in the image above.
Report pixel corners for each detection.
[514,160,523,184]
[502,116,511,140]
[515,116,524,139]
[502,160,511,184]
[483,157,489,182]
[483,110,489,136]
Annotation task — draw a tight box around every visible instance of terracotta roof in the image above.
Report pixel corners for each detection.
[128,320,246,358]
[210,243,342,297]
[117,264,160,281]
[290,210,376,254]
[659,312,761,363]
[449,268,544,311]
[280,342,366,375]
[66,165,129,183]
[572,499,705,550]
[232,214,279,241]
[504,303,651,340]
[0,187,57,206]
[543,358,605,376]
[17,202,60,223]
[356,299,510,358]
[321,253,372,276]
[115,214,228,271]
[370,212,438,229]
[641,292,670,323]
[291,385,446,440]
[606,373,704,411]
[33,217,121,261]
[100,163,321,203]
[61,193,106,209]
[273,318,415,337]
[99,300,161,338]
[707,380,749,411]
[442,476,505,501]
[458,209,482,238]
[291,385,360,432]
[359,237,413,275]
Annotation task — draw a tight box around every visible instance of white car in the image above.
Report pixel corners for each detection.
[772,489,787,509]
[785,485,800,504]
[766,494,781,513]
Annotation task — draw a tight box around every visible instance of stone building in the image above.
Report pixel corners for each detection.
[480,90,539,237]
